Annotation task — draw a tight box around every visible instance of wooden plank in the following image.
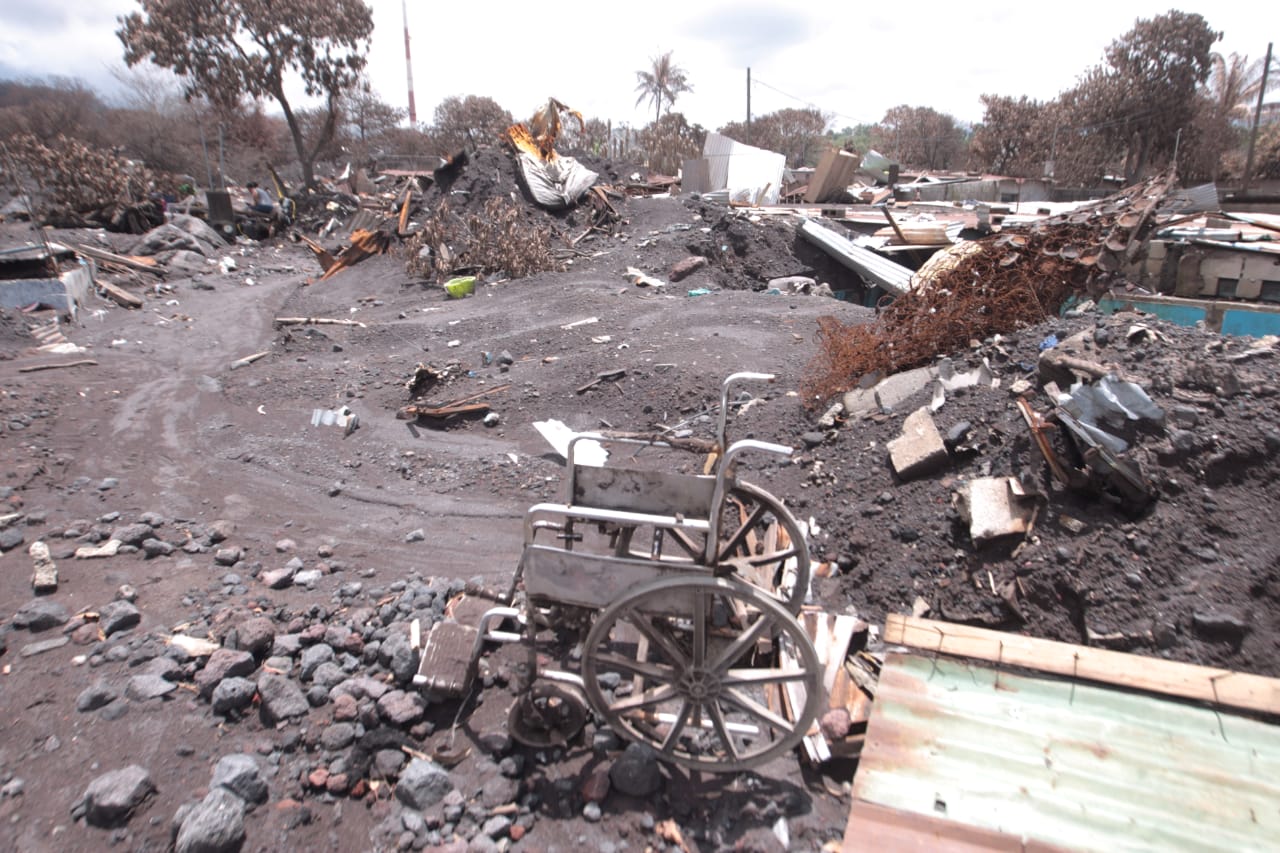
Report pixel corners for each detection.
[843,799,1071,853]
[884,614,1280,716]
[68,243,163,275]
[805,149,858,204]
[98,279,143,309]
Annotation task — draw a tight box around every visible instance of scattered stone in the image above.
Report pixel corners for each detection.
[483,813,515,837]
[1192,610,1250,644]
[211,677,257,716]
[377,690,426,727]
[75,765,156,828]
[373,749,405,778]
[212,754,268,806]
[669,255,709,282]
[331,693,359,722]
[101,700,130,722]
[100,600,142,637]
[21,636,69,657]
[800,431,826,448]
[214,547,242,566]
[13,598,68,632]
[174,788,246,853]
[299,644,335,680]
[320,722,357,751]
[116,584,138,602]
[76,539,122,558]
[141,538,175,558]
[405,528,426,543]
[196,649,256,699]
[207,520,235,543]
[0,526,24,552]
[395,758,454,810]
[609,742,662,797]
[77,682,119,712]
[887,407,948,481]
[293,569,323,586]
[111,522,153,547]
[261,567,295,589]
[257,672,310,723]
[29,540,57,592]
[236,616,275,657]
[582,802,602,822]
[127,673,177,701]
[275,538,296,553]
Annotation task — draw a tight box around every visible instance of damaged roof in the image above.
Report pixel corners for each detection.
[851,652,1280,852]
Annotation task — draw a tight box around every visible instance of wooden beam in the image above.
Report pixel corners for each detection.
[98,279,143,309]
[68,243,163,276]
[883,614,1280,717]
[18,359,97,373]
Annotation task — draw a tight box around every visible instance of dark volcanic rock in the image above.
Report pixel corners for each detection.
[211,677,257,716]
[174,787,246,853]
[75,765,155,827]
[257,672,309,723]
[211,754,268,806]
[99,600,142,637]
[12,598,68,632]
[196,649,256,699]
[394,758,453,810]
[609,742,662,797]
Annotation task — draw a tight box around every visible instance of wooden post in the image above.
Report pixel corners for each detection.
[1243,42,1273,193]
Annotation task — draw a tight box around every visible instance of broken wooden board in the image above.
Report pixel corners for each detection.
[97,279,143,309]
[884,614,1280,716]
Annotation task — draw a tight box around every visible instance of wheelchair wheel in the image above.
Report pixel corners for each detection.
[582,575,821,773]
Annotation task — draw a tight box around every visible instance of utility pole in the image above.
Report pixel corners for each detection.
[746,68,751,144]
[403,0,417,126]
[1243,41,1273,193]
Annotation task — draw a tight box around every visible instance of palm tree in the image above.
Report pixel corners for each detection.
[634,51,693,125]
[1206,51,1277,122]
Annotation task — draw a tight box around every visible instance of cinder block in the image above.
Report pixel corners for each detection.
[887,408,948,481]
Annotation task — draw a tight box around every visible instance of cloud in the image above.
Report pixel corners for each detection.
[686,3,813,66]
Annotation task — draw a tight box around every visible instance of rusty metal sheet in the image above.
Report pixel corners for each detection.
[853,652,1280,852]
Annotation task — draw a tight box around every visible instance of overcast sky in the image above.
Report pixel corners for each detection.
[0,1,1274,132]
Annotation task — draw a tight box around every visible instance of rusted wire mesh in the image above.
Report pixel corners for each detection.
[801,172,1178,407]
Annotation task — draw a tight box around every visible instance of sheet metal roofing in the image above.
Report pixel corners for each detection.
[853,652,1280,852]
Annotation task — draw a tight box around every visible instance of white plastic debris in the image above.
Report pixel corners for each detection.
[532,420,608,467]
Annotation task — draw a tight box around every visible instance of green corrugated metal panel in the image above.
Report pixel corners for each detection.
[854,653,1280,853]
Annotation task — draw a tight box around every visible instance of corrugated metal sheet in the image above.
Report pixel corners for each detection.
[854,653,1280,853]
[798,220,915,296]
[701,132,785,206]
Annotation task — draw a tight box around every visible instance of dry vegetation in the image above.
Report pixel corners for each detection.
[405,198,565,282]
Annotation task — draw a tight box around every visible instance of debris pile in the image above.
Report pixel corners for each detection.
[802,173,1180,404]
[3,134,167,233]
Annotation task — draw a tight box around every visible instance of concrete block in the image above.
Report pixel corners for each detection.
[887,408,947,480]
[842,387,878,418]
[954,477,1036,545]
[874,366,936,413]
